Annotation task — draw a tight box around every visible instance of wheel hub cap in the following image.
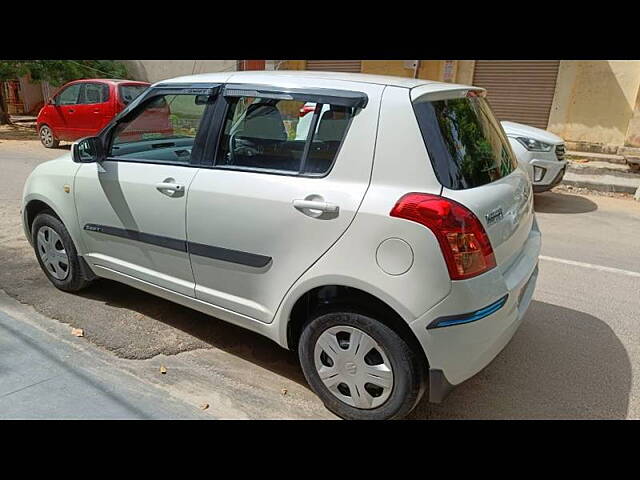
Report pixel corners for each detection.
[314,325,394,409]
[36,226,69,280]
[40,127,53,146]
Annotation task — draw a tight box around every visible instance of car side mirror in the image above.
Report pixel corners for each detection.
[72,136,103,163]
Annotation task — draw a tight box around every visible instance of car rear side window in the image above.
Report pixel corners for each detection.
[80,83,110,104]
[119,84,148,105]
[412,93,518,190]
[215,96,355,176]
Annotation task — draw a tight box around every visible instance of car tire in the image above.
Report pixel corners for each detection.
[39,124,60,148]
[31,212,92,292]
[299,308,426,420]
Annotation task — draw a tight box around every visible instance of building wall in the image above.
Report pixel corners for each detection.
[122,60,236,83]
[18,75,44,114]
[267,60,640,153]
[547,61,640,153]
[624,88,640,148]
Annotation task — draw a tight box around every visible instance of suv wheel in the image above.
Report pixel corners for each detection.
[39,125,59,148]
[299,310,426,420]
[32,212,92,292]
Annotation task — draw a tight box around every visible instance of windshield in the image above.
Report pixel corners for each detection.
[413,94,518,190]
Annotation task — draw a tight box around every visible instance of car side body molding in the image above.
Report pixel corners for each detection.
[83,224,271,268]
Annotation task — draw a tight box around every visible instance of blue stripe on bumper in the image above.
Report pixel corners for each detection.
[427,295,509,330]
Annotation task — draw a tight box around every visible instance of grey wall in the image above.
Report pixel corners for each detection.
[122,60,237,83]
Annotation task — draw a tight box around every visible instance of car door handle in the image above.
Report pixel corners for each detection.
[156,182,185,196]
[292,199,339,213]
[68,109,75,113]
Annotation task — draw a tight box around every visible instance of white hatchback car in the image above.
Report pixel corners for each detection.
[21,71,540,420]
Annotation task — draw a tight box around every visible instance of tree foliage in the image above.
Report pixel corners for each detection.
[0,60,128,86]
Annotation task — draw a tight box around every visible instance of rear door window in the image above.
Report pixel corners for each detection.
[215,96,354,175]
[412,93,518,190]
[80,82,110,104]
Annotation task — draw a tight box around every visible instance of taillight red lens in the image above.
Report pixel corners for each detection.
[299,105,315,117]
[390,193,496,280]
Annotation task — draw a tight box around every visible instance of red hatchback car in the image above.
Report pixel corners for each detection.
[37,79,150,148]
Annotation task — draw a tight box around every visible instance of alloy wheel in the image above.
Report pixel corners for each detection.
[40,126,54,147]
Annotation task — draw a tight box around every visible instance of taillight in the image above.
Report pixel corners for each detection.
[390,193,496,280]
[299,105,315,117]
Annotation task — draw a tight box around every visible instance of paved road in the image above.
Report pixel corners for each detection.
[0,138,638,419]
[0,292,210,420]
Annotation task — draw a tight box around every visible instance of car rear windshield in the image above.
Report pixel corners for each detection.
[412,93,518,190]
[119,84,148,105]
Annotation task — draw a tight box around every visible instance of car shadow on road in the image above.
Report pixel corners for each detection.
[78,278,308,384]
[534,191,598,214]
[78,280,632,419]
[408,300,631,419]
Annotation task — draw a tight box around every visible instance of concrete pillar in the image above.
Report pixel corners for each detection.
[624,85,640,148]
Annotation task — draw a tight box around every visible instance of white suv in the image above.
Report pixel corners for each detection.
[501,120,567,192]
[21,71,540,420]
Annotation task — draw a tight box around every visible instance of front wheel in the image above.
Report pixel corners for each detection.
[32,212,92,292]
[299,310,426,420]
[39,125,59,148]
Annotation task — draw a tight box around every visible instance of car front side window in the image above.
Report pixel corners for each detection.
[56,84,82,106]
[108,94,207,165]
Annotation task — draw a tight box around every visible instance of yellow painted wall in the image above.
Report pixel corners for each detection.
[278,59,640,151]
[361,60,412,77]
[548,60,640,150]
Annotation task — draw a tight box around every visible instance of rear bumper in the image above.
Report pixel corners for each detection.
[410,220,541,402]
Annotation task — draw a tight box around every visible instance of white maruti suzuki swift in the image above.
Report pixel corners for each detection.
[22,71,540,420]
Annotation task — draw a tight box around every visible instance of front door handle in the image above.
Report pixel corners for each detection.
[293,199,339,213]
[156,181,185,196]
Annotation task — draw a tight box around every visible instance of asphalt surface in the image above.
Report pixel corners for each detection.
[1,137,639,419]
[0,291,210,419]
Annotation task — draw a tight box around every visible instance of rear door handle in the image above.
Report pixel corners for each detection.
[292,199,339,213]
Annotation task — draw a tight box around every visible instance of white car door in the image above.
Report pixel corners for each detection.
[186,82,383,323]
[75,91,212,296]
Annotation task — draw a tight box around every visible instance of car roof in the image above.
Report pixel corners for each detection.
[154,70,479,93]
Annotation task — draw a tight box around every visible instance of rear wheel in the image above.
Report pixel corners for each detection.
[32,212,91,292]
[39,124,59,148]
[299,310,426,420]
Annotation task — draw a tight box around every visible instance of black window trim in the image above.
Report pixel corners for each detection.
[202,91,357,178]
[99,85,221,168]
[223,83,368,108]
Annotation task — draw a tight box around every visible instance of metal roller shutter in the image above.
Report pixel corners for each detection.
[472,60,560,129]
[305,60,362,73]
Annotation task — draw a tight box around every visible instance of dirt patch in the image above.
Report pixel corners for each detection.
[0,124,39,142]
